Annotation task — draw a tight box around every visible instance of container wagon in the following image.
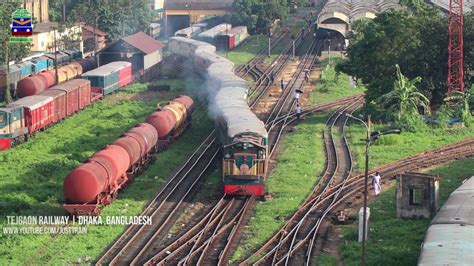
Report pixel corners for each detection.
[81,61,132,96]
[216,26,249,50]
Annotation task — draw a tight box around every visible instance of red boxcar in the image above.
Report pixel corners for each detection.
[106,62,133,87]
[7,95,54,134]
[51,79,91,115]
[39,89,66,122]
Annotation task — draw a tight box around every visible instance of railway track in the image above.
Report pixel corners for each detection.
[242,134,474,265]
[243,94,362,265]
[139,35,330,265]
[95,28,316,266]
[265,38,323,158]
[95,133,219,265]
[94,9,330,265]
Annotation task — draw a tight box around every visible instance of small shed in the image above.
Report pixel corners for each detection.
[396,172,440,219]
[99,32,164,79]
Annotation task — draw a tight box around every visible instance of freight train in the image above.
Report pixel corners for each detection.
[418,176,474,265]
[169,36,268,196]
[16,57,97,98]
[0,61,132,150]
[63,95,193,215]
[0,49,86,99]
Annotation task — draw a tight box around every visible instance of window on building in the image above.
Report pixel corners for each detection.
[409,188,423,205]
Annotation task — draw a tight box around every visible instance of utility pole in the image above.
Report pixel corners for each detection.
[291,34,295,59]
[94,13,99,68]
[268,29,272,58]
[54,28,59,85]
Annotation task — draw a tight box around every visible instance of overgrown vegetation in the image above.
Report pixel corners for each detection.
[346,119,474,172]
[231,0,312,34]
[50,0,153,42]
[338,157,474,265]
[336,4,474,106]
[231,113,329,262]
[377,64,430,131]
[0,80,213,264]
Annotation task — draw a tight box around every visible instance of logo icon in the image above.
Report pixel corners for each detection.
[11,9,34,37]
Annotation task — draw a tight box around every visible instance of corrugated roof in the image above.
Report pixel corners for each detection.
[121,32,164,55]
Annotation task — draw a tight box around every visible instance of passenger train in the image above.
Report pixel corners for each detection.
[418,176,474,265]
[169,36,268,196]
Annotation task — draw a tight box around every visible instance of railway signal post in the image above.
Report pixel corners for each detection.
[344,113,400,266]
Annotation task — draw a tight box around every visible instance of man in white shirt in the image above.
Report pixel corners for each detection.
[372,172,381,196]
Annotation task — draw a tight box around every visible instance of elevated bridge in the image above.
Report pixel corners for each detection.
[164,0,234,37]
[317,0,400,38]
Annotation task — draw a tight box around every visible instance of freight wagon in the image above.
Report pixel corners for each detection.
[0,79,92,150]
[11,56,96,98]
[81,61,132,96]
[63,95,194,216]
[216,26,249,50]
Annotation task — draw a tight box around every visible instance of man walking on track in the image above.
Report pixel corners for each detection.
[280,78,285,91]
[296,104,302,120]
[372,172,382,196]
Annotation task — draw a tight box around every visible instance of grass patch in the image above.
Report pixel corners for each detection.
[345,123,474,172]
[221,20,307,67]
[0,80,213,264]
[231,113,329,263]
[308,57,365,105]
[339,156,474,265]
[218,35,267,67]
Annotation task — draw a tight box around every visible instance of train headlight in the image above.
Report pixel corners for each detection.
[225,153,231,158]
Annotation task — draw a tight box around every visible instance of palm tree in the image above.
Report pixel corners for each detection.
[378,64,430,123]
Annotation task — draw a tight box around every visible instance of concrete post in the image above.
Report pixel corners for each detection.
[358,207,370,243]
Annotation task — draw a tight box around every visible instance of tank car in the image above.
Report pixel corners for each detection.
[63,96,193,215]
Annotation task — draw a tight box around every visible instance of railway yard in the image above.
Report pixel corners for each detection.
[1,1,474,265]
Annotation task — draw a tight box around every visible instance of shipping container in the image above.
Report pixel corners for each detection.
[105,62,133,87]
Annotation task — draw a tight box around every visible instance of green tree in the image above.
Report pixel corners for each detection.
[67,0,152,42]
[378,64,430,130]
[338,5,474,107]
[232,0,289,34]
